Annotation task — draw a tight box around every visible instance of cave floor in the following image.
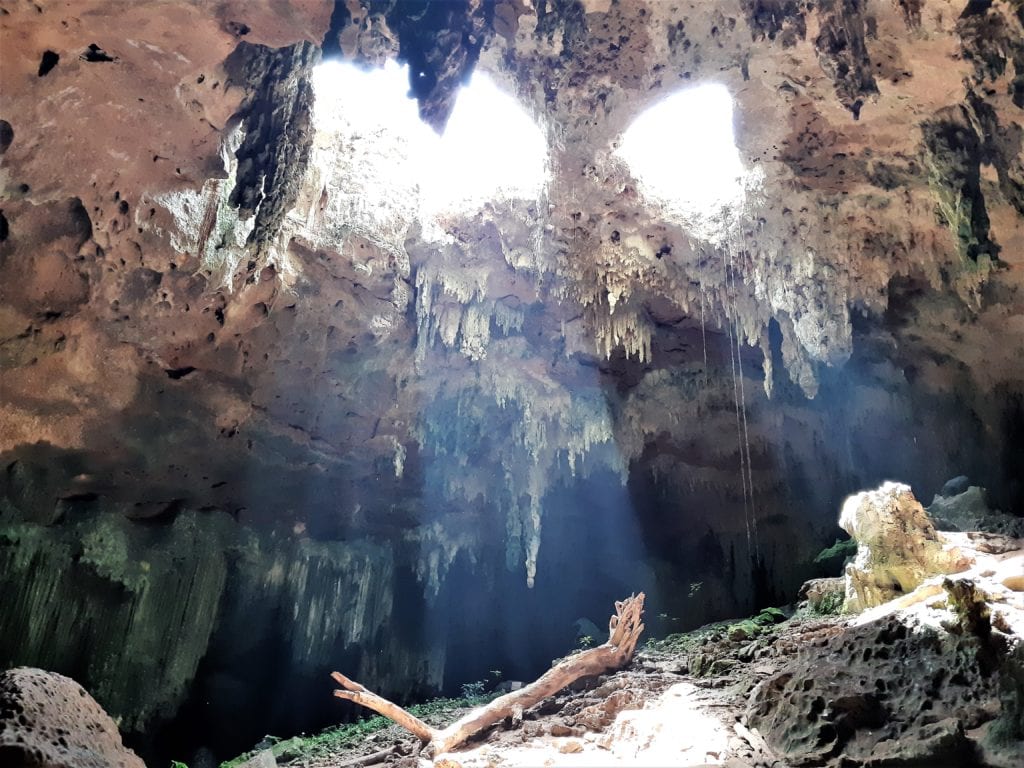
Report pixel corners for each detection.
[230,538,1024,768]
[254,614,845,768]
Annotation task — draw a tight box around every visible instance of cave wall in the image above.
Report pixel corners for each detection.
[1,0,1024,762]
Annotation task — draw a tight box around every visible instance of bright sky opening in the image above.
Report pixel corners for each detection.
[616,84,747,220]
[310,60,548,219]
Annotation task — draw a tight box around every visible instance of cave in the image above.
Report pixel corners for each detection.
[1,2,1023,768]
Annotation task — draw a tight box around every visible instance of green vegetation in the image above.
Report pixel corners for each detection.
[920,115,999,281]
[811,588,846,616]
[460,680,486,699]
[644,620,733,655]
[814,537,857,566]
[726,607,786,641]
[756,606,786,623]
[219,692,499,768]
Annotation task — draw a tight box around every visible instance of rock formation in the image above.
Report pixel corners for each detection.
[929,482,1024,537]
[0,509,424,738]
[747,610,1020,767]
[0,667,144,768]
[750,478,1024,768]
[839,481,971,611]
[1,0,1023,761]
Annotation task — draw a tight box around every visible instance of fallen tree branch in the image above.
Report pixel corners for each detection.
[331,592,645,756]
[331,671,434,743]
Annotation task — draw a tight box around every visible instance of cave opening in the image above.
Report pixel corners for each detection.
[309,59,549,223]
[615,82,754,240]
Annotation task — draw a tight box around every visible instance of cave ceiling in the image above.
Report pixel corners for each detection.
[1,0,1024,588]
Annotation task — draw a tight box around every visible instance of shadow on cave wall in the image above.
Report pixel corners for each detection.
[608,307,1011,628]
[0,384,654,766]
[144,465,653,763]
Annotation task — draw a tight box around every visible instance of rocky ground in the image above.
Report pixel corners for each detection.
[226,600,1022,768]
[221,613,838,768]
[227,600,1020,768]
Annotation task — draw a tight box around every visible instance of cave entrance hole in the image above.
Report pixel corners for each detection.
[310,59,549,224]
[615,83,753,240]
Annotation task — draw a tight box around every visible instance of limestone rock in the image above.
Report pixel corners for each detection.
[0,512,230,731]
[237,750,276,768]
[939,475,971,498]
[0,509,436,741]
[839,482,971,612]
[746,615,1002,767]
[928,486,1024,538]
[0,667,143,768]
[1,0,1024,759]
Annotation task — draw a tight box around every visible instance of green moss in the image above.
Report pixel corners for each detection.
[645,621,732,655]
[0,512,229,731]
[219,693,499,768]
[814,537,856,565]
[728,619,761,641]
[755,607,786,624]
[811,589,845,616]
[921,112,998,264]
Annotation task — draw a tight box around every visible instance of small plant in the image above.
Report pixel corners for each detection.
[460,680,486,700]
[171,762,189,768]
[727,606,787,641]
[576,634,593,649]
[814,538,857,568]
[813,589,845,616]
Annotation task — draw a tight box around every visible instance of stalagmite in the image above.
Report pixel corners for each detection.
[331,593,645,756]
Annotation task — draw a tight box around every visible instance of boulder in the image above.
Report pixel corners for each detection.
[839,482,970,612]
[0,667,144,768]
[927,486,1024,538]
[746,615,999,767]
[939,475,971,498]
[236,750,276,768]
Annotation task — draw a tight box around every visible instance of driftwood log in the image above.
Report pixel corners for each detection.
[331,592,645,756]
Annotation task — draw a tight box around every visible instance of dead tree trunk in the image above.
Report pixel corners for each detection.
[332,593,645,756]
